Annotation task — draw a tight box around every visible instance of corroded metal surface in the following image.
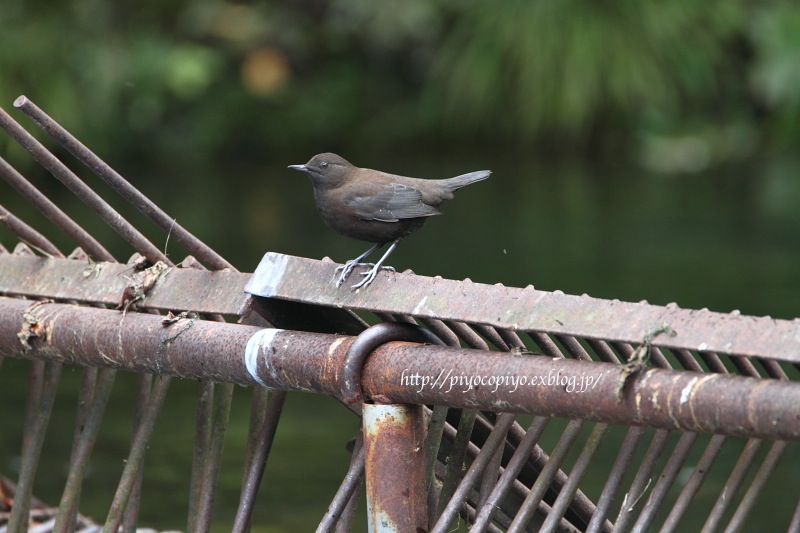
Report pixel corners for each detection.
[2,297,799,441]
[0,254,366,334]
[363,404,427,532]
[0,255,249,315]
[246,252,800,362]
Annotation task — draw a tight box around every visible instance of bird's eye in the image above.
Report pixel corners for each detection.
[320,161,329,169]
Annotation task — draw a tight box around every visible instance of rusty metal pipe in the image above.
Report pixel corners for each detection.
[363,403,427,532]
[2,298,800,442]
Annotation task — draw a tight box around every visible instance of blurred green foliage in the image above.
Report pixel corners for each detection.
[1,0,799,169]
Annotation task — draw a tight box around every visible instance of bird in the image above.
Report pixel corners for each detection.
[288,153,491,290]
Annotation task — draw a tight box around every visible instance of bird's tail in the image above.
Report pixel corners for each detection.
[444,170,492,191]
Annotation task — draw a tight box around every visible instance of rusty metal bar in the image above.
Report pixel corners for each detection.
[188,382,214,533]
[540,423,610,531]
[1,255,365,335]
[0,154,113,261]
[193,383,234,533]
[471,417,550,530]
[662,434,727,533]
[431,413,517,533]
[102,375,171,533]
[498,420,605,531]
[123,374,152,533]
[363,403,427,532]
[53,368,117,533]
[0,108,167,264]
[2,298,800,442]
[587,427,645,533]
[0,157,112,261]
[700,439,763,532]
[436,408,478,518]
[478,435,505,515]
[506,419,585,532]
[788,499,800,533]
[614,429,671,530]
[725,440,787,532]
[58,366,99,533]
[0,203,64,257]
[434,321,487,523]
[424,404,449,522]
[14,95,233,271]
[317,434,365,533]
[6,360,62,533]
[630,431,698,533]
[246,253,800,362]
[232,390,286,533]
[0,254,248,314]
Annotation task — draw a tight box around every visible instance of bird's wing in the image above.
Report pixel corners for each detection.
[346,183,442,222]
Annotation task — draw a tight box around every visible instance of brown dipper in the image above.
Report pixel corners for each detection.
[289,153,491,289]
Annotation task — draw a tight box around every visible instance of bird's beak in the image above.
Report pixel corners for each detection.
[287,164,307,172]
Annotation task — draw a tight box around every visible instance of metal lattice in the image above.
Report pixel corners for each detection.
[1,96,799,532]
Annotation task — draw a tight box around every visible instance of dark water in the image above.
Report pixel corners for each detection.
[1,153,798,531]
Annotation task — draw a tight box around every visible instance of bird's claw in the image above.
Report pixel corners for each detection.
[334,261,374,288]
[350,264,394,290]
[334,261,395,290]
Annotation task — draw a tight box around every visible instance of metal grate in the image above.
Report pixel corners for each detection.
[1,96,798,532]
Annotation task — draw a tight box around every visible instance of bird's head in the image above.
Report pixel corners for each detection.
[288,153,353,188]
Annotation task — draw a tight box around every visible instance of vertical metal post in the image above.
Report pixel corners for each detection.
[363,403,427,532]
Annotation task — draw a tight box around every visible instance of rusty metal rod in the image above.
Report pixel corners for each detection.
[193,382,234,533]
[0,203,64,257]
[57,365,99,533]
[232,390,287,533]
[363,403,428,532]
[0,158,112,260]
[188,381,214,533]
[471,417,550,531]
[3,298,800,441]
[14,96,233,271]
[502,417,604,531]
[123,374,152,533]
[478,432,505,516]
[700,438,762,533]
[102,375,171,533]
[788,498,800,533]
[53,367,117,533]
[0,106,167,264]
[586,426,645,533]
[436,408,478,519]
[614,429,671,530]
[724,441,787,533]
[247,252,800,362]
[506,419,585,532]
[662,434,727,533]
[6,360,63,533]
[316,434,365,533]
[630,431,699,533]
[540,423,610,532]
[431,413,517,533]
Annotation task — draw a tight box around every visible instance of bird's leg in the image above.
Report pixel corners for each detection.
[351,241,399,290]
[334,243,382,287]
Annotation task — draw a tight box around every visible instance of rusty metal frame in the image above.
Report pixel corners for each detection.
[1,97,799,532]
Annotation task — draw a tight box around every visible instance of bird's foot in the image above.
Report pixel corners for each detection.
[335,261,377,288]
[350,263,395,290]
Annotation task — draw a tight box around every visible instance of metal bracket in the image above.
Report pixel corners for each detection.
[341,321,445,406]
